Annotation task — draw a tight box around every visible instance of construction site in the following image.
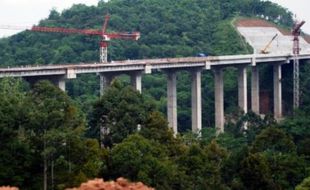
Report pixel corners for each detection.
[1,0,310,189]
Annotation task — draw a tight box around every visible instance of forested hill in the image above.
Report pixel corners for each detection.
[3,1,310,190]
[0,0,293,66]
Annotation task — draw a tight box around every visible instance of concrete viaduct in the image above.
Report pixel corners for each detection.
[1,53,310,134]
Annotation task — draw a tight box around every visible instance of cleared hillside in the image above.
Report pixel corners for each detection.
[235,18,310,54]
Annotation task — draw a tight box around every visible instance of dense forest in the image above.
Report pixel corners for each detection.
[1,0,310,189]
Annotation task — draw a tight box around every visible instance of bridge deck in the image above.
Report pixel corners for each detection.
[0,53,310,77]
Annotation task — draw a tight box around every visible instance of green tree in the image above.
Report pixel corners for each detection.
[89,81,154,146]
[0,78,33,188]
[204,140,229,189]
[296,176,310,190]
[109,134,180,190]
[177,140,228,190]
[140,111,174,144]
[250,127,306,189]
[55,138,104,189]
[240,153,275,190]
[26,80,102,189]
[280,111,310,158]
[251,127,296,154]
[177,144,208,189]
[265,152,306,189]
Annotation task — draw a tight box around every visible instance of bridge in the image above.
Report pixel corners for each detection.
[1,53,310,134]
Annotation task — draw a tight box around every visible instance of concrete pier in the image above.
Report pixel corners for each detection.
[166,70,178,135]
[238,66,248,113]
[99,73,115,96]
[273,63,282,119]
[251,66,260,114]
[191,69,202,134]
[24,75,67,91]
[130,72,142,93]
[57,76,66,91]
[214,68,224,134]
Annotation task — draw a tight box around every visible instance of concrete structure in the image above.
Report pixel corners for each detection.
[166,70,178,134]
[1,53,310,134]
[24,74,69,91]
[273,63,282,119]
[238,66,247,113]
[99,73,115,95]
[191,69,202,134]
[251,66,260,114]
[214,68,224,133]
[237,27,310,54]
[130,71,143,93]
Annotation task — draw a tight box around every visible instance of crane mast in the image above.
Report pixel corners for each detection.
[30,14,140,63]
[100,14,110,63]
[292,20,305,109]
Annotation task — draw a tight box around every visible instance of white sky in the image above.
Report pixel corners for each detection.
[269,0,310,33]
[0,0,309,38]
[0,0,99,37]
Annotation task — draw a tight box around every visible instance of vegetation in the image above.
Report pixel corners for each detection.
[0,0,298,131]
[0,78,309,190]
[1,0,310,189]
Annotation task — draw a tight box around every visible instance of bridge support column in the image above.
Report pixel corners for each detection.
[238,66,248,113]
[99,73,115,96]
[273,63,282,119]
[214,67,224,134]
[24,75,67,91]
[191,69,202,134]
[130,71,142,93]
[166,70,178,135]
[251,66,260,114]
[57,76,66,91]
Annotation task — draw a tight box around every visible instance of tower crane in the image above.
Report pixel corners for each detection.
[1,14,140,63]
[292,20,305,109]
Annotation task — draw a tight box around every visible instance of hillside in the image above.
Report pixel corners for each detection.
[2,1,310,190]
[235,18,310,54]
[0,0,293,66]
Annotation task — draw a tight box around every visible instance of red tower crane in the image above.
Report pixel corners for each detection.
[18,14,140,63]
[292,20,305,109]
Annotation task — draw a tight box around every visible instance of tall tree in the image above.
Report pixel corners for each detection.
[0,78,33,188]
[89,81,155,146]
[239,153,275,190]
[25,80,102,190]
[108,134,180,190]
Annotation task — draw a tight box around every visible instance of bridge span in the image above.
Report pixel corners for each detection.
[1,53,310,134]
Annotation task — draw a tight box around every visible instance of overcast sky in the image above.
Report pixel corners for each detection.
[269,0,310,32]
[0,0,309,38]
